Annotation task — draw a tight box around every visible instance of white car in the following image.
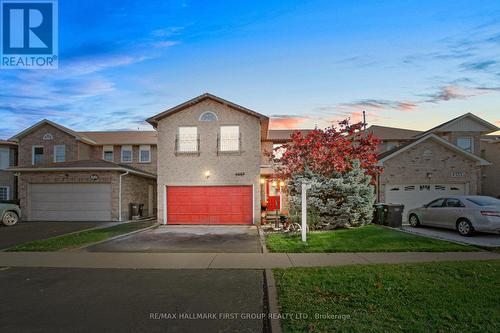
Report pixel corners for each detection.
[407,196,500,236]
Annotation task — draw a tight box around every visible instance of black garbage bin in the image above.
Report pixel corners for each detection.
[384,204,404,227]
[138,204,144,217]
[129,203,139,220]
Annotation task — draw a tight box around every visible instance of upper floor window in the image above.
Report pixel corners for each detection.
[457,137,473,153]
[176,127,198,154]
[53,145,66,163]
[32,146,44,165]
[219,126,240,152]
[199,112,218,122]
[139,145,151,163]
[121,145,133,163]
[0,148,9,170]
[103,145,114,162]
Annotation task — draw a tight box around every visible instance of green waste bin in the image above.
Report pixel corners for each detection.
[373,204,386,225]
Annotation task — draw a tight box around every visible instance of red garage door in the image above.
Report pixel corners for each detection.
[167,186,253,224]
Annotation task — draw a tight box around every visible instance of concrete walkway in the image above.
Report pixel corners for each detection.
[0,251,498,269]
[401,226,500,247]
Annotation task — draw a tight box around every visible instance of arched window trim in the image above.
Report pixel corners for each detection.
[199,111,218,121]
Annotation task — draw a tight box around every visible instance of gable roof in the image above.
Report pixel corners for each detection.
[146,93,270,139]
[366,125,422,140]
[266,129,314,142]
[78,131,158,145]
[413,113,499,138]
[9,119,96,145]
[9,159,156,178]
[377,133,490,166]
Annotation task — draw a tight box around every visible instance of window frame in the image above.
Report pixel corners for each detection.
[199,111,218,122]
[53,145,66,163]
[219,125,240,153]
[176,126,199,154]
[102,145,114,162]
[0,147,10,170]
[139,145,151,163]
[32,145,44,165]
[0,186,9,201]
[121,145,133,163]
[457,136,473,153]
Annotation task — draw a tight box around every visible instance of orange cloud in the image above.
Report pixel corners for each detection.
[270,116,309,129]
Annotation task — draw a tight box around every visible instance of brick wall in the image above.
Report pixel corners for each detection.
[480,141,500,198]
[92,145,157,174]
[121,174,157,219]
[379,139,481,201]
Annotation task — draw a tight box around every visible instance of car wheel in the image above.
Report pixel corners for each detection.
[409,214,420,227]
[456,219,474,237]
[2,211,19,226]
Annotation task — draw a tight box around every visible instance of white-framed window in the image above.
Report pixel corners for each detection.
[219,126,240,152]
[121,145,133,163]
[273,144,285,159]
[177,127,198,153]
[199,111,218,122]
[0,186,9,201]
[457,137,473,153]
[139,145,151,163]
[103,145,114,161]
[53,145,66,162]
[0,147,9,170]
[32,146,44,165]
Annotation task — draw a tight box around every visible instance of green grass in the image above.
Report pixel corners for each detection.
[266,225,477,252]
[274,260,500,333]
[7,221,154,251]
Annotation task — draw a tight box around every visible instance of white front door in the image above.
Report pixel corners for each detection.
[385,184,466,222]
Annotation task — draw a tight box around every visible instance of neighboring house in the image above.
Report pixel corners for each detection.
[366,125,422,153]
[376,113,498,221]
[0,140,18,202]
[480,138,500,198]
[8,120,157,222]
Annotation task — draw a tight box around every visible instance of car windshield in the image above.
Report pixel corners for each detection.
[466,197,500,206]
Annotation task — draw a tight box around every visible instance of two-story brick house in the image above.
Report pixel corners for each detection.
[375,113,498,221]
[9,120,157,221]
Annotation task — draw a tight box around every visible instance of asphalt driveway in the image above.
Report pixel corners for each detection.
[402,225,500,247]
[0,267,265,333]
[0,221,113,250]
[87,225,262,253]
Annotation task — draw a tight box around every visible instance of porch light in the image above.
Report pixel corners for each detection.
[272,181,277,187]
[260,178,265,184]
[205,170,211,179]
[279,181,285,187]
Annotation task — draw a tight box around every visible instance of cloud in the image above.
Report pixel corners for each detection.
[270,115,310,129]
[336,99,417,112]
[425,85,500,103]
[461,60,498,71]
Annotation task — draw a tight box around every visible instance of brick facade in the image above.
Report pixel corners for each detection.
[379,139,481,202]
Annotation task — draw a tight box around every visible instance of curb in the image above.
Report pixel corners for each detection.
[73,221,160,251]
[265,269,282,333]
[258,226,282,333]
[257,226,269,253]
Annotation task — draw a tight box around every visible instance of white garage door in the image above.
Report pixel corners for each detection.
[385,184,466,222]
[29,183,112,221]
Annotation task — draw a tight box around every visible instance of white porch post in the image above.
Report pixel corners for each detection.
[301,183,307,242]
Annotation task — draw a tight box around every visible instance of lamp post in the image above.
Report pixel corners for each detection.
[301,182,311,242]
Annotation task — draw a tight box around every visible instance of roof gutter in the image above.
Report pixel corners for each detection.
[8,166,157,179]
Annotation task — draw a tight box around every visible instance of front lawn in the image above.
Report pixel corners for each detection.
[274,260,500,333]
[7,221,154,251]
[266,225,477,252]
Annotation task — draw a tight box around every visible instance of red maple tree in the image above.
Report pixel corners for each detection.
[271,119,381,181]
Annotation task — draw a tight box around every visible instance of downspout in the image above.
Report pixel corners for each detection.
[118,171,129,221]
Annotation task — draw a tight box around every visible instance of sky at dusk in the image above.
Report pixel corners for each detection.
[1,0,500,138]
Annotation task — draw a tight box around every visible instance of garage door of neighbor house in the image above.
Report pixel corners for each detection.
[167,186,253,224]
[29,183,112,221]
[385,184,466,222]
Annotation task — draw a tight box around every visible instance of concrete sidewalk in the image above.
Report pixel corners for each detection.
[0,251,498,269]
